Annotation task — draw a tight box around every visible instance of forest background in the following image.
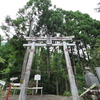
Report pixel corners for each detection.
[0,0,100,96]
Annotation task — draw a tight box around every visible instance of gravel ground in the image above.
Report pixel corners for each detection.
[8,95,84,100]
[0,90,84,100]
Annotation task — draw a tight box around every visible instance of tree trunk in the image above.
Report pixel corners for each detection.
[47,47,50,78]
[83,41,90,60]
[71,46,76,75]
[76,41,84,73]
[37,47,41,74]
[56,76,59,95]
[65,78,68,92]
[80,42,86,60]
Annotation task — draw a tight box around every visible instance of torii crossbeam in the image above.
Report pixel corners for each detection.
[18,36,80,100]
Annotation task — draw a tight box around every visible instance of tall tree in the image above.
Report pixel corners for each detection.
[95,2,100,12]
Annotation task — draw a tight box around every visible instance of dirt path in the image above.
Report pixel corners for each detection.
[8,95,84,100]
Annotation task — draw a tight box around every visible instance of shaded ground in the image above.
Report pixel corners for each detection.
[0,90,84,100]
[7,95,84,100]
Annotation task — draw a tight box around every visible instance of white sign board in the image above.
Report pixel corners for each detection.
[34,74,41,80]
[10,77,18,81]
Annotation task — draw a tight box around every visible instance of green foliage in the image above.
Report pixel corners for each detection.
[78,89,84,95]
[1,68,10,75]
[63,91,71,96]
[87,37,100,67]
[0,57,5,63]
[0,90,6,98]
[0,36,26,80]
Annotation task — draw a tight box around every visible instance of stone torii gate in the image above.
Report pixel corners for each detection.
[18,36,80,100]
